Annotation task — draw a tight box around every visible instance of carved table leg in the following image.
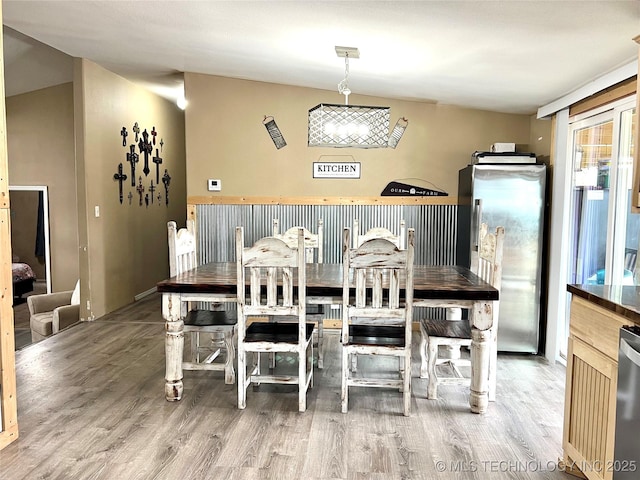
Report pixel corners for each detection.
[469,300,493,414]
[470,327,491,414]
[164,293,184,401]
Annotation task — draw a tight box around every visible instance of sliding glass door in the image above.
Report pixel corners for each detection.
[563,97,637,357]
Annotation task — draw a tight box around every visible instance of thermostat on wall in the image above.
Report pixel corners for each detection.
[208,179,221,191]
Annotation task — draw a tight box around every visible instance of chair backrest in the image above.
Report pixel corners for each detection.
[342,227,415,338]
[272,218,324,263]
[236,226,306,333]
[352,218,406,250]
[471,223,505,290]
[168,220,197,276]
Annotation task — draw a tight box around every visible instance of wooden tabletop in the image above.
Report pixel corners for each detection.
[157,263,499,302]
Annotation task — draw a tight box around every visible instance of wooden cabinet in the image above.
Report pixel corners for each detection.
[563,295,634,480]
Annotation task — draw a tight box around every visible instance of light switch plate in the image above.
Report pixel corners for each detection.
[208,179,221,191]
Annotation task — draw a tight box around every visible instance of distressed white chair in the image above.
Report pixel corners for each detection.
[419,223,504,401]
[272,218,326,368]
[236,226,315,412]
[350,218,407,372]
[353,218,406,250]
[168,220,237,384]
[341,227,415,416]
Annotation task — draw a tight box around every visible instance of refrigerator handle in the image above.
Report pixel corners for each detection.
[473,198,483,252]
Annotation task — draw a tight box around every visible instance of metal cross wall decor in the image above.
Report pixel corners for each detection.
[149,180,156,204]
[162,169,171,206]
[113,163,128,204]
[136,176,145,206]
[152,149,163,184]
[117,121,168,208]
[126,144,139,186]
[139,129,153,176]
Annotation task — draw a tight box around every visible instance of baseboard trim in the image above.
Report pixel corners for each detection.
[135,286,157,301]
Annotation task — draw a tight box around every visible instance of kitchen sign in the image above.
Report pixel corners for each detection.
[313,162,361,179]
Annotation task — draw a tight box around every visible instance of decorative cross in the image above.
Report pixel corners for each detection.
[128,191,133,205]
[162,169,171,206]
[151,126,157,145]
[126,144,139,186]
[148,180,156,204]
[133,122,140,141]
[136,176,145,206]
[120,127,128,147]
[138,129,153,176]
[159,138,164,152]
[113,163,128,204]
[152,149,163,184]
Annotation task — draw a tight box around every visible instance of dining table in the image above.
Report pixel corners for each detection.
[157,262,499,414]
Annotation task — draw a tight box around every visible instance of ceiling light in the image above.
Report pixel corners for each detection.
[308,46,390,148]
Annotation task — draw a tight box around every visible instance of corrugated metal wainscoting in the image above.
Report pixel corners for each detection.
[195,203,458,321]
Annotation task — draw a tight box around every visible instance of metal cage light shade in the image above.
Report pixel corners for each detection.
[308,103,390,148]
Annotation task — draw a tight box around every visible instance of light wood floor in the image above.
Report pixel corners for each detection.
[0,294,571,479]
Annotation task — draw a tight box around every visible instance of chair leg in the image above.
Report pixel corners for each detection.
[309,341,314,389]
[317,320,324,369]
[419,326,429,379]
[191,332,199,363]
[237,349,246,409]
[254,352,261,380]
[269,351,276,369]
[488,328,497,402]
[223,330,236,385]
[298,347,307,412]
[403,350,411,416]
[427,339,439,399]
[341,347,349,414]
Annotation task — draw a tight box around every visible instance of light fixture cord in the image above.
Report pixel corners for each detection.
[338,53,351,105]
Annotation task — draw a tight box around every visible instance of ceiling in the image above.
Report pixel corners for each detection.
[2,1,639,115]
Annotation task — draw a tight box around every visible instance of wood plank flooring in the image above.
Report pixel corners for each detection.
[0,293,571,479]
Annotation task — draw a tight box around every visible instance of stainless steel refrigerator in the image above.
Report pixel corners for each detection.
[457,162,547,353]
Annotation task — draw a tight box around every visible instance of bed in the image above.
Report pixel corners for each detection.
[12,262,36,299]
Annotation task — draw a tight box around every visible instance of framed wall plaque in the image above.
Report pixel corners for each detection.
[313,162,361,179]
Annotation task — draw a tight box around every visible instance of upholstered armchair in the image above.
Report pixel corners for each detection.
[28,281,80,342]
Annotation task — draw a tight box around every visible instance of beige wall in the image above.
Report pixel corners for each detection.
[6,83,78,291]
[185,73,551,199]
[74,59,186,319]
[529,116,553,164]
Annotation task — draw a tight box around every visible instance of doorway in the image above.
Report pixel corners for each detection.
[561,97,638,358]
[9,185,52,349]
